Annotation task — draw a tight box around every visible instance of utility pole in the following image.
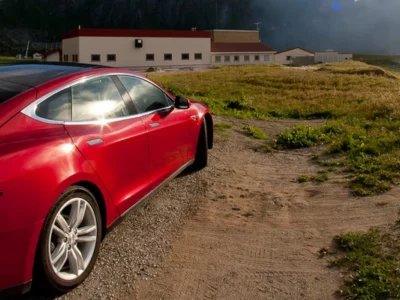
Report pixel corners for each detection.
[24,40,30,58]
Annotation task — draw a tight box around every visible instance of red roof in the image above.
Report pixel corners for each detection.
[63,28,211,39]
[42,48,61,58]
[211,43,275,53]
[276,47,314,55]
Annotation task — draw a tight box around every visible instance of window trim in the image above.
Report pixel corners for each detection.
[234,55,240,62]
[224,55,231,62]
[63,54,68,62]
[181,53,190,60]
[107,54,116,62]
[194,53,202,60]
[254,55,260,61]
[244,55,250,62]
[91,54,101,62]
[21,73,176,125]
[215,56,221,63]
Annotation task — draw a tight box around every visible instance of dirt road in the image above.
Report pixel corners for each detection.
[134,117,400,300]
[19,117,400,300]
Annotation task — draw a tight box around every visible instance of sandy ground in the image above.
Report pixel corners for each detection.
[17,117,400,300]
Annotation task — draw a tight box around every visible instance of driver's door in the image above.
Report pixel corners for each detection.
[117,75,191,188]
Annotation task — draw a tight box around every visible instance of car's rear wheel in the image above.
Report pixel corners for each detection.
[36,186,102,293]
[191,118,208,171]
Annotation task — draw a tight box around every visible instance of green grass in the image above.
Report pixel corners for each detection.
[297,173,329,184]
[0,56,34,64]
[214,122,233,132]
[327,226,400,299]
[243,125,269,140]
[150,61,400,196]
[354,54,400,77]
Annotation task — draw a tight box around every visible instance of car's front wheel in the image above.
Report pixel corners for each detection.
[36,186,102,293]
[191,118,208,171]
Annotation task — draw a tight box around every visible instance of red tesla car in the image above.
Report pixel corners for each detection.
[0,63,213,296]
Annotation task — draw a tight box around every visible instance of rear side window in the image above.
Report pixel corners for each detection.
[71,76,129,121]
[118,76,173,113]
[36,89,72,121]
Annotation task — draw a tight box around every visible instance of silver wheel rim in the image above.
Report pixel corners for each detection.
[48,197,97,281]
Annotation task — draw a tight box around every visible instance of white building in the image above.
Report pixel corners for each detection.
[32,52,43,60]
[62,28,211,70]
[208,30,276,66]
[43,49,61,62]
[275,47,314,65]
[211,43,275,65]
[315,50,353,63]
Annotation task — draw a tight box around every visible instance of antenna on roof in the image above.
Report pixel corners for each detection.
[254,22,262,31]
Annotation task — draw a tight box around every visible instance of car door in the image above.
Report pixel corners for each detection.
[63,75,151,214]
[118,75,191,189]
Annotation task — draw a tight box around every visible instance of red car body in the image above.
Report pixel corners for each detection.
[0,63,213,295]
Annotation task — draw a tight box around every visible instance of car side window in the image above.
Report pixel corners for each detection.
[36,88,72,121]
[71,76,129,122]
[118,76,173,113]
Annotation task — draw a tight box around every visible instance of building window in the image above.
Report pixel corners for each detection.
[234,56,240,62]
[164,54,172,61]
[195,53,202,60]
[91,54,100,62]
[254,55,260,61]
[244,55,250,62]
[286,56,291,61]
[264,55,270,62]
[72,55,78,62]
[182,53,190,60]
[224,56,230,62]
[63,54,68,62]
[146,54,155,61]
[215,56,221,63]
[107,54,116,62]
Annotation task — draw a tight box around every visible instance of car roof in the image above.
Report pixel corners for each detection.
[0,62,109,88]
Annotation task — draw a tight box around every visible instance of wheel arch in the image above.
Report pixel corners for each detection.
[73,181,107,239]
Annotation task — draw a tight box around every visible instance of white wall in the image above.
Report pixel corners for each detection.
[62,37,79,62]
[315,52,353,63]
[275,48,314,65]
[62,36,211,69]
[211,52,275,65]
[45,52,60,62]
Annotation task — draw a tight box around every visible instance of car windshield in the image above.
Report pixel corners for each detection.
[0,80,30,104]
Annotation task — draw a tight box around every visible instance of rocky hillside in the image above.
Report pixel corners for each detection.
[0,0,255,55]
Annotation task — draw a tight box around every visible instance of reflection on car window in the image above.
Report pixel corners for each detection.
[71,76,128,121]
[118,76,173,113]
[36,89,71,121]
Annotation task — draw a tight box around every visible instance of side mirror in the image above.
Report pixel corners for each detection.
[175,96,190,109]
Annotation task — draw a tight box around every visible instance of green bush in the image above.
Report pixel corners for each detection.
[275,125,329,149]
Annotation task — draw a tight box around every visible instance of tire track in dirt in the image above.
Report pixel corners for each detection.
[133,116,400,300]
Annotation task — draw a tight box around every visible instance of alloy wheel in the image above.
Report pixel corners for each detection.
[48,198,97,281]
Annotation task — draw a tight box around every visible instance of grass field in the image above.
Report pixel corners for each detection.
[354,54,400,75]
[150,61,400,298]
[0,55,33,64]
[150,62,400,197]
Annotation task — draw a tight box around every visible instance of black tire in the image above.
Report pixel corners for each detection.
[191,118,208,171]
[35,186,102,293]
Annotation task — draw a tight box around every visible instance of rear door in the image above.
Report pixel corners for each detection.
[63,75,150,214]
[118,75,191,189]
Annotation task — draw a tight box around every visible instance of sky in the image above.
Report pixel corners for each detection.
[249,0,400,54]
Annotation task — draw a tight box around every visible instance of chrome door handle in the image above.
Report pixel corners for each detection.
[87,139,104,146]
[149,122,160,128]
